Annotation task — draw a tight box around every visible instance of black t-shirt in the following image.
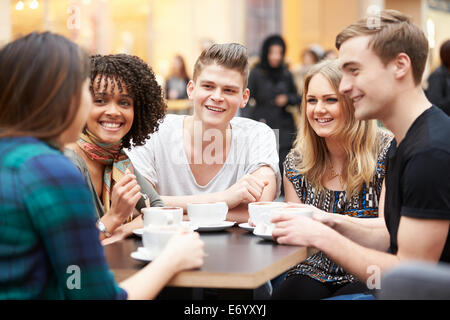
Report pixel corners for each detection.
[384,106,450,262]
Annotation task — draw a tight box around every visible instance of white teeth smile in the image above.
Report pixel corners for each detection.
[101,122,122,128]
[206,106,225,112]
[316,118,333,123]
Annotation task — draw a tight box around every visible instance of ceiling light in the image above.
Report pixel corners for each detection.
[29,0,39,10]
[15,1,25,10]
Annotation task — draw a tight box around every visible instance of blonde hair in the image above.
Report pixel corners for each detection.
[335,9,428,85]
[293,60,380,196]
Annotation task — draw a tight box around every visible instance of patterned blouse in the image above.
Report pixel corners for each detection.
[284,130,392,285]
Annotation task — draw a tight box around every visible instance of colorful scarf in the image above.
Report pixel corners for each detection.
[77,129,134,219]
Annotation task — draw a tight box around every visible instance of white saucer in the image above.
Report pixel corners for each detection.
[130,247,156,262]
[253,229,274,241]
[132,228,144,236]
[238,222,255,232]
[132,221,198,236]
[196,221,235,232]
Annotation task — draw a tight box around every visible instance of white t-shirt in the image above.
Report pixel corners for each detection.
[126,114,281,197]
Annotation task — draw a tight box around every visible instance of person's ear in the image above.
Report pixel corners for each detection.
[186,80,195,99]
[393,53,411,81]
[240,88,250,109]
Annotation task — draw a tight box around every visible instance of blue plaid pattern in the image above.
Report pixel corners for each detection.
[0,137,127,299]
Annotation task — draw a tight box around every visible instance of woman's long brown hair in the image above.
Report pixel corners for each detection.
[0,32,90,147]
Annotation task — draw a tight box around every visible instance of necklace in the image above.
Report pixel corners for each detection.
[328,161,345,188]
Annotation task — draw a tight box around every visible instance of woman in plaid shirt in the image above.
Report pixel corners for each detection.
[0,32,204,299]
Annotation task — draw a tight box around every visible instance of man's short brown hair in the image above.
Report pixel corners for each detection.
[336,9,428,85]
[193,43,250,89]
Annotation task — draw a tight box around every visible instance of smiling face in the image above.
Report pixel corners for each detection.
[338,36,396,121]
[187,63,249,130]
[305,73,342,139]
[87,76,134,143]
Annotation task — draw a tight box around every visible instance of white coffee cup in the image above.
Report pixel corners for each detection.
[248,201,286,226]
[253,220,275,235]
[142,207,183,227]
[254,205,313,235]
[271,206,313,218]
[187,202,228,226]
[142,225,179,258]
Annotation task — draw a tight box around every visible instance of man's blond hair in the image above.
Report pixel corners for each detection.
[335,9,428,85]
[193,43,250,89]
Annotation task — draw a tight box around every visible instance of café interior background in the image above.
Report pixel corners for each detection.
[1,0,449,88]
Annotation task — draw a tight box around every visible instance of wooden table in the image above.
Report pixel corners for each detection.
[105,226,309,290]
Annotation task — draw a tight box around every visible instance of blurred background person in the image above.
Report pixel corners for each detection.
[245,34,301,196]
[324,49,338,60]
[165,54,190,100]
[426,39,450,116]
[292,47,322,96]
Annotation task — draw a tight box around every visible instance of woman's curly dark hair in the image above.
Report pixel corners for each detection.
[90,54,167,149]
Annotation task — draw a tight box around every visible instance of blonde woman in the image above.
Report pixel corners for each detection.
[271,60,392,299]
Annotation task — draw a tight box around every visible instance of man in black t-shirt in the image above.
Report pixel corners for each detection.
[271,9,450,291]
[383,106,450,262]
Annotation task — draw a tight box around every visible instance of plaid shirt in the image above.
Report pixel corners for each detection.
[0,137,127,299]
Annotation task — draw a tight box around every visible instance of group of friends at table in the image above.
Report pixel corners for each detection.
[0,9,449,300]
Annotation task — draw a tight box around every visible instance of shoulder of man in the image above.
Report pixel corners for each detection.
[231,116,275,136]
[417,107,450,154]
[156,113,182,131]
[137,113,182,144]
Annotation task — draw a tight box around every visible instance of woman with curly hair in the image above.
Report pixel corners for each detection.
[1,33,204,300]
[65,54,167,243]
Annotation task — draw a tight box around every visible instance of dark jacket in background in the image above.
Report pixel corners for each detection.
[246,64,301,151]
[426,65,450,116]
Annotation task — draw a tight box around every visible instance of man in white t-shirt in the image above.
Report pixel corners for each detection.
[127,43,281,223]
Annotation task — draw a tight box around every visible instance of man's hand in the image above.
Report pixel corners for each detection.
[284,202,339,228]
[271,212,329,247]
[221,174,268,209]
